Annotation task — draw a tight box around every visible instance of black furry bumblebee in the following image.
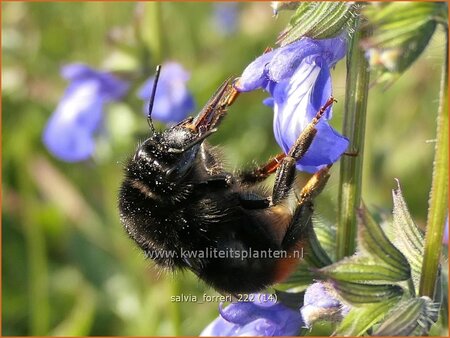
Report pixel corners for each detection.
[119,65,333,294]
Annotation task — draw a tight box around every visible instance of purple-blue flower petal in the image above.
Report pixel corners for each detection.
[43,64,129,162]
[200,295,303,336]
[236,36,347,95]
[60,63,95,80]
[240,318,277,336]
[317,34,348,66]
[272,55,348,172]
[43,124,96,162]
[263,97,274,107]
[298,122,350,172]
[301,282,350,328]
[267,38,322,84]
[138,62,195,123]
[213,2,238,36]
[61,64,129,101]
[303,282,341,308]
[235,51,275,92]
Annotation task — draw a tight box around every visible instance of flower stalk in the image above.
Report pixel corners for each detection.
[336,17,370,259]
[419,31,449,299]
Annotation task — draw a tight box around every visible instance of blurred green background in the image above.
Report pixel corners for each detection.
[2,2,446,336]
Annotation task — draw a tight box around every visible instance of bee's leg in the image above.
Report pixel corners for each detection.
[296,165,331,206]
[238,153,286,185]
[282,166,331,247]
[263,96,335,284]
[271,97,335,204]
[271,167,331,283]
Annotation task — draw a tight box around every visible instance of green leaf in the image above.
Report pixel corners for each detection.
[373,296,440,336]
[277,2,359,46]
[357,202,411,278]
[392,181,425,289]
[334,296,400,336]
[331,280,403,305]
[318,256,410,284]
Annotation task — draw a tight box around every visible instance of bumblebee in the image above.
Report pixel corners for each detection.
[119,66,332,293]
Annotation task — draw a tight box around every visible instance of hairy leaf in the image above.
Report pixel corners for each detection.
[357,202,410,278]
[392,180,425,290]
[334,297,400,336]
[373,296,440,336]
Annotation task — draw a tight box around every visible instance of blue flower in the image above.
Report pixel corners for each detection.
[300,282,350,328]
[212,2,239,36]
[138,62,195,123]
[43,64,129,162]
[235,36,349,173]
[200,294,303,336]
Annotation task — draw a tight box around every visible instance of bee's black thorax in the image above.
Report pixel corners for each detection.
[119,140,238,269]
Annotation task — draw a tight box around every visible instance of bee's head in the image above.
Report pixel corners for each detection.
[129,64,237,183]
[132,125,203,182]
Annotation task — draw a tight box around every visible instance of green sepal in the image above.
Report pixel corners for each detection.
[362,2,445,85]
[357,202,411,278]
[373,296,440,336]
[392,180,425,290]
[305,222,333,268]
[318,256,410,284]
[277,2,359,46]
[313,217,337,262]
[334,296,400,336]
[331,280,403,305]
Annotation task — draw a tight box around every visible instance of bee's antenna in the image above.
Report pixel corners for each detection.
[147,64,162,134]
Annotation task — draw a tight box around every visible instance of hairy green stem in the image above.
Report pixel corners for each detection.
[419,30,448,299]
[336,18,371,260]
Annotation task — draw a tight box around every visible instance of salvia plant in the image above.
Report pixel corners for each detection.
[38,2,447,336]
